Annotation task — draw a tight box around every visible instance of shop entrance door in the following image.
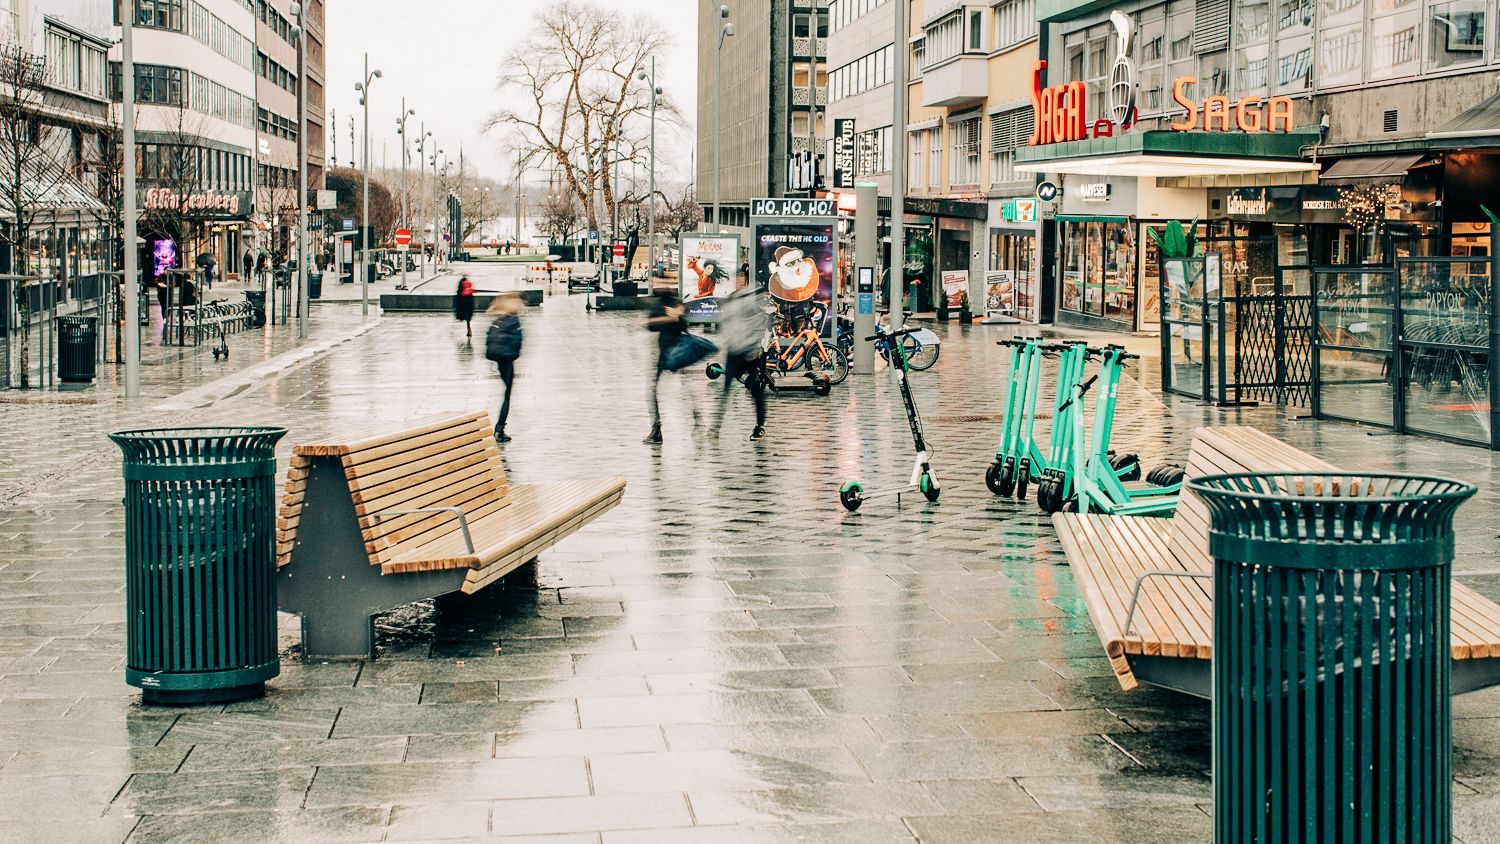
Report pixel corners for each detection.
[1200,235,1313,407]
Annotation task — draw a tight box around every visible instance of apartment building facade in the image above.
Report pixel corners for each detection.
[697,0,829,235]
[254,0,324,263]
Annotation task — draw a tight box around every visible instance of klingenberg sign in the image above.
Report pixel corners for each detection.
[139,188,250,218]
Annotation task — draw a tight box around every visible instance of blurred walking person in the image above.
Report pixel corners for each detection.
[484,293,524,443]
[715,274,767,441]
[643,290,686,445]
[454,275,476,337]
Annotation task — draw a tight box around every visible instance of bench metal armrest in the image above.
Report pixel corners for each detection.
[368,506,474,553]
[1123,570,1212,637]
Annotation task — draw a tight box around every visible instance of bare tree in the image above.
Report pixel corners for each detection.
[485,0,679,234]
[658,184,702,242]
[0,40,71,387]
[539,190,584,245]
[137,101,214,265]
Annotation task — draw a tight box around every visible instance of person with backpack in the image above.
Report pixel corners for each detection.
[484,293,524,443]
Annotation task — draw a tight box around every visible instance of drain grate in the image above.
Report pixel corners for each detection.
[928,414,1002,424]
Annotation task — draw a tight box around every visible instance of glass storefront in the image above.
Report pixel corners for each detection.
[987,229,1036,321]
[1059,218,1137,326]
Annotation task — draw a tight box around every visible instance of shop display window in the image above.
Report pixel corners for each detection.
[1060,220,1136,325]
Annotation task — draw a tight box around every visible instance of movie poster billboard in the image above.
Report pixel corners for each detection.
[679,232,740,321]
[750,198,838,336]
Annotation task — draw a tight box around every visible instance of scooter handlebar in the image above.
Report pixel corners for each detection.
[865,327,921,342]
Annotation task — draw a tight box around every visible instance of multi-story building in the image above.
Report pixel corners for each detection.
[254,0,323,266]
[826,0,1040,318]
[696,0,829,234]
[110,0,259,277]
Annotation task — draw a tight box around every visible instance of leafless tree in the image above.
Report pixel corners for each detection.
[657,183,702,242]
[0,39,72,387]
[539,190,584,245]
[485,0,680,234]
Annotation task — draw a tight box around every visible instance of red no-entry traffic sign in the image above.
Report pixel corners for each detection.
[394,228,412,248]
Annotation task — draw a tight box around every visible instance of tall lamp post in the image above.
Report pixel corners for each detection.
[395,101,415,290]
[291,3,310,339]
[122,4,139,396]
[354,55,382,317]
[414,125,430,279]
[637,59,661,275]
[713,6,734,232]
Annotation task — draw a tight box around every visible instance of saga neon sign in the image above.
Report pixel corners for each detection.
[1169,78,1294,133]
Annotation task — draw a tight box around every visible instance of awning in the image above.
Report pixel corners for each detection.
[1016,130,1322,178]
[0,159,107,222]
[1428,91,1500,140]
[1319,154,1423,183]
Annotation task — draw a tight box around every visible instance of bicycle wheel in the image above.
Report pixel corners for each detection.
[808,344,849,385]
[901,335,939,371]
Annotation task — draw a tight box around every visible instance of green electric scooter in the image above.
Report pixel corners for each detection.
[1041,346,1182,516]
[984,338,1046,498]
[839,327,940,512]
[1033,344,1142,511]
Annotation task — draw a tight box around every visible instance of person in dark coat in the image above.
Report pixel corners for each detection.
[454,275,476,336]
[242,250,254,283]
[484,294,524,442]
[644,290,688,444]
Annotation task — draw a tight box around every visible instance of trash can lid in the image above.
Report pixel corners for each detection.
[1187,472,1477,568]
[109,426,287,466]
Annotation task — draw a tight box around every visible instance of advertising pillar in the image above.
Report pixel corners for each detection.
[853,183,877,374]
[750,198,839,336]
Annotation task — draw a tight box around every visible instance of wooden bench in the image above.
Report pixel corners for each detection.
[275,412,626,659]
[1054,425,1500,698]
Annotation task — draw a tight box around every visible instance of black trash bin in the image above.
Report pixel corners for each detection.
[1190,471,1477,844]
[243,290,267,328]
[56,315,97,383]
[109,427,288,705]
[308,272,323,300]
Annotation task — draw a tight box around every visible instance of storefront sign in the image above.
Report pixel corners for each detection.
[832,119,856,189]
[1037,181,1059,202]
[679,232,740,321]
[1170,78,1294,133]
[1001,199,1037,222]
[1226,193,1268,215]
[1302,199,1341,210]
[1078,183,1112,201]
[1029,60,1089,145]
[787,150,819,193]
[139,188,250,218]
[985,270,1015,315]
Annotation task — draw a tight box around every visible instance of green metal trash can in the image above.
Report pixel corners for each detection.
[1189,472,1476,844]
[307,271,323,300]
[56,315,97,383]
[109,427,288,705]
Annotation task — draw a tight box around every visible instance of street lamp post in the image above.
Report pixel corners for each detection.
[637,59,661,276]
[395,101,415,290]
[714,6,734,233]
[292,3,310,339]
[432,151,444,274]
[354,55,382,317]
[414,125,430,279]
[122,5,139,397]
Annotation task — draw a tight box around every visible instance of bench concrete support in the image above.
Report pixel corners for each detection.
[277,456,467,659]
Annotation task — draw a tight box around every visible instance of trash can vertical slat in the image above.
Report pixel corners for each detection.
[1192,471,1474,844]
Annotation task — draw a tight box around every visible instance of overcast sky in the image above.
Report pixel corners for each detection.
[325,0,699,186]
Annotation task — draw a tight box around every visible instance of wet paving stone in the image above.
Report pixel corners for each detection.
[5,263,1500,840]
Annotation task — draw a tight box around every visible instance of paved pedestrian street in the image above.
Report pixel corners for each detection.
[4,263,1500,843]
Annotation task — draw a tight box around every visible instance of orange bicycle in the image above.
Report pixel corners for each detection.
[768,302,849,384]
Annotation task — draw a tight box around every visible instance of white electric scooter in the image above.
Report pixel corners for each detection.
[838,326,940,511]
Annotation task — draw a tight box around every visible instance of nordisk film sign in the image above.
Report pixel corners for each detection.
[1030,10,1294,146]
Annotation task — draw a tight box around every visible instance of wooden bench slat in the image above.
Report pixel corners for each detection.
[296,411,490,456]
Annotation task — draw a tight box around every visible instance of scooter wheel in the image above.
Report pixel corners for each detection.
[919,473,940,502]
[811,373,831,396]
[1148,464,1186,487]
[839,481,864,512]
[985,461,1006,495]
[705,363,723,380]
[996,456,1017,497]
[1109,452,1141,482]
[1037,478,1062,514]
[1014,458,1030,502]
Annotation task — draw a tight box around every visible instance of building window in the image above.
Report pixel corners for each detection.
[949,117,979,186]
[909,129,924,189]
[110,62,184,106]
[1426,0,1484,72]
[855,125,892,175]
[829,44,892,102]
[992,0,1036,51]
[118,0,185,32]
[968,9,984,51]
[1060,220,1135,322]
[911,36,925,79]
[987,107,1033,185]
[928,126,942,188]
[830,0,890,33]
[1370,7,1421,81]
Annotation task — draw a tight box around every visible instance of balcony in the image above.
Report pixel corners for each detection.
[791,87,828,107]
[919,55,987,107]
[792,36,828,58]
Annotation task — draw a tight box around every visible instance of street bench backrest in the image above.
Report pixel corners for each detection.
[1166,425,1337,572]
[278,412,509,568]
